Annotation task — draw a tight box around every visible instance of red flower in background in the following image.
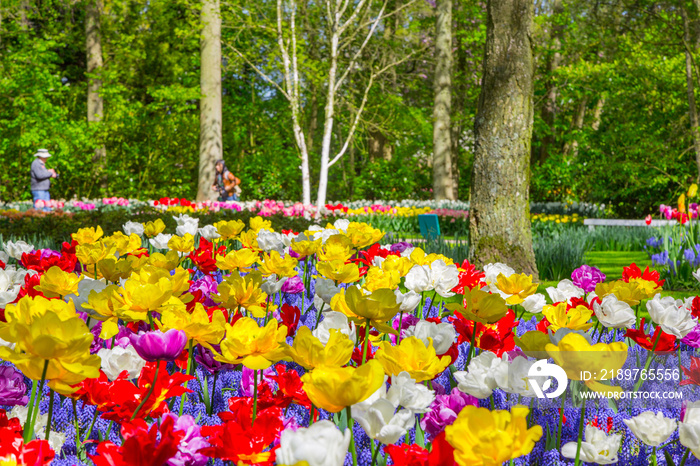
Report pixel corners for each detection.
[451,260,485,294]
[21,250,77,274]
[73,362,193,423]
[268,364,312,409]
[691,296,700,320]
[681,356,700,386]
[450,309,518,356]
[384,432,457,466]
[201,399,283,465]
[14,272,43,302]
[624,319,677,352]
[622,263,665,288]
[351,243,399,276]
[91,415,183,466]
[0,409,54,465]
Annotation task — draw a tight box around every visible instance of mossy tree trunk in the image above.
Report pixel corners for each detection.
[468,0,538,277]
[86,0,106,188]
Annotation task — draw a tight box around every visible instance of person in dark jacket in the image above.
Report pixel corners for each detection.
[30,149,57,210]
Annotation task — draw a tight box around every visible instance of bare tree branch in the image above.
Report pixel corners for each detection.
[225,44,290,100]
[328,73,374,168]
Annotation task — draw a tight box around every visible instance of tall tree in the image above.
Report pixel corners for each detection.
[432,0,455,200]
[469,0,537,276]
[85,0,106,187]
[197,0,223,201]
[681,2,700,182]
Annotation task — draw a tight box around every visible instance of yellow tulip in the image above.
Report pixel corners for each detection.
[289,326,354,369]
[103,232,142,255]
[363,266,401,292]
[97,256,133,282]
[381,255,414,277]
[168,233,195,253]
[0,311,101,395]
[546,332,628,394]
[159,302,226,348]
[344,286,400,334]
[34,266,83,298]
[131,265,190,295]
[83,284,128,339]
[1,296,78,327]
[290,238,322,258]
[495,273,538,305]
[409,248,453,266]
[689,183,698,198]
[679,193,687,214]
[344,222,384,248]
[238,230,261,250]
[316,260,360,284]
[375,337,450,382]
[121,277,174,315]
[541,302,593,332]
[445,405,543,466]
[446,288,508,324]
[216,248,259,271]
[143,219,166,238]
[75,241,117,267]
[259,250,299,278]
[595,281,646,306]
[148,250,181,270]
[71,226,104,245]
[214,219,246,239]
[316,235,355,262]
[249,216,272,232]
[215,317,290,369]
[627,277,662,299]
[301,359,385,413]
[330,289,361,320]
[212,271,268,317]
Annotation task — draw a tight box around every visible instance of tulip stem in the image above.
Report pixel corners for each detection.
[252,369,259,426]
[573,399,586,466]
[313,303,326,331]
[652,446,657,466]
[398,312,404,343]
[556,392,566,449]
[44,389,55,445]
[633,330,662,392]
[346,406,358,466]
[466,321,478,366]
[83,406,99,443]
[131,361,160,420]
[24,360,48,443]
[362,319,371,365]
[179,340,195,416]
[370,440,380,466]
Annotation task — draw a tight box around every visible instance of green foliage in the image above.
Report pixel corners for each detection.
[534,229,591,281]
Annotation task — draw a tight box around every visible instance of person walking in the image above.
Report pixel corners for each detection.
[30,149,58,210]
[211,159,241,201]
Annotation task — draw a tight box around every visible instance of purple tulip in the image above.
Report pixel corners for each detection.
[683,324,700,348]
[163,413,209,466]
[0,366,29,406]
[195,345,233,374]
[281,275,304,294]
[390,242,413,254]
[240,366,276,396]
[420,388,478,438]
[571,264,606,293]
[189,275,218,307]
[129,329,187,362]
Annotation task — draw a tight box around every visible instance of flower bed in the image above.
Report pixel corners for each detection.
[0,217,697,465]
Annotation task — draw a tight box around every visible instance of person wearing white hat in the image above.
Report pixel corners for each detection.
[30,149,57,210]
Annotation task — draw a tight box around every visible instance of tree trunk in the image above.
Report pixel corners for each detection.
[469,0,537,277]
[538,0,563,164]
[432,0,455,200]
[315,30,339,211]
[86,0,107,188]
[197,0,223,202]
[682,5,700,183]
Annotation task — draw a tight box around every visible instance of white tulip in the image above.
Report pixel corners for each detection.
[561,425,621,464]
[3,240,34,260]
[333,219,350,232]
[10,406,66,452]
[122,221,144,236]
[0,251,8,264]
[394,289,421,313]
[261,274,287,295]
[386,372,434,413]
[172,213,197,226]
[257,229,286,253]
[623,411,676,447]
[198,224,221,241]
[593,294,636,329]
[64,277,107,312]
[313,311,357,345]
[521,293,546,314]
[501,356,546,398]
[693,267,700,284]
[647,294,697,338]
[176,221,199,237]
[680,401,700,457]
[97,345,147,381]
[0,269,20,307]
[546,279,585,304]
[430,260,459,298]
[352,397,415,445]
[404,320,455,355]
[454,351,509,399]
[482,263,515,288]
[149,233,172,250]
[276,421,351,466]
[314,277,341,305]
[404,265,433,293]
